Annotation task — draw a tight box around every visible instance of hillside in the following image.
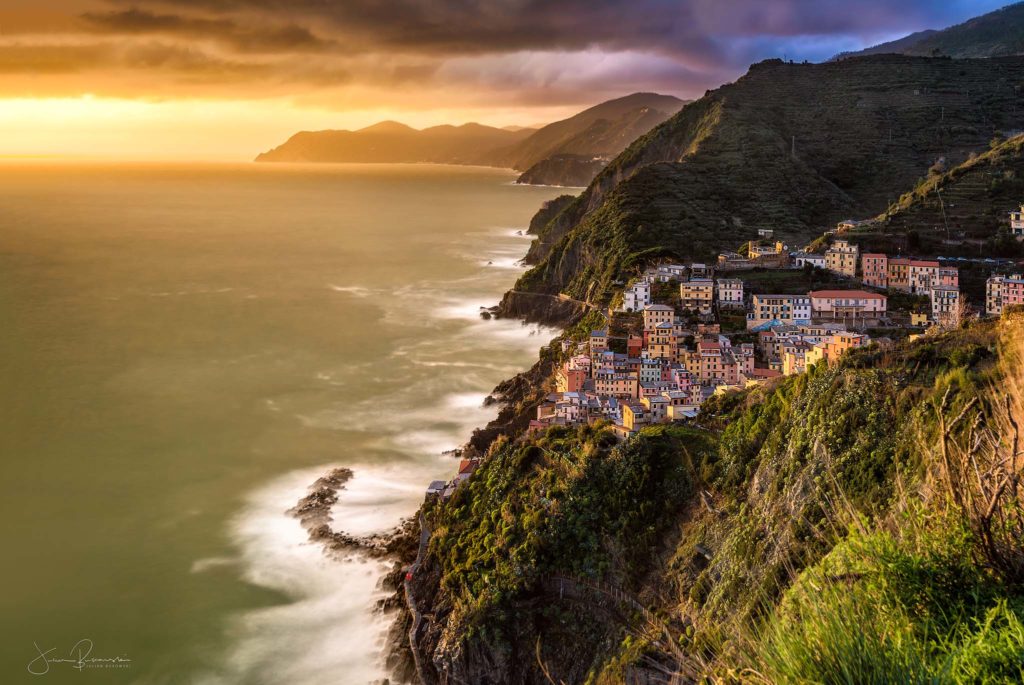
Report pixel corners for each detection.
[838,2,1024,59]
[837,133,1024,259]
[833,29,939,60]
[404,311,1024,684]
[255,92,683,185]
[501,93,684,173]
[505,55,1024,321]
[512,154,605,187]
[254,121,532,165]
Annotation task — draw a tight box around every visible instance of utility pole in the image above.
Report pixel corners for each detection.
[936,187,951,240]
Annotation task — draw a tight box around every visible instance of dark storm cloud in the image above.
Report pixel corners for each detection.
[0,0,1013,103]
[81,8,336,53]
[95,0,1010,62]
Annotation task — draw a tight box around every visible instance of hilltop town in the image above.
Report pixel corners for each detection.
[529,207,1024,440]
[426,203,1024,499]
[391,13,1024,681]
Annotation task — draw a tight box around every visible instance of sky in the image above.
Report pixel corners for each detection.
[0,0,1014,161]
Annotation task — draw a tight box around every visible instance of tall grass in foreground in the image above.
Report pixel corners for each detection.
[748,517,1024,684]
[722,314,1024,684]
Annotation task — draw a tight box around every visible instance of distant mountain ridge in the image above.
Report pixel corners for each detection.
[493,93,685,170]
[503,54,1024,321]
[836,2,1024,59]
[255,92,685,186]
[255,121,532,166]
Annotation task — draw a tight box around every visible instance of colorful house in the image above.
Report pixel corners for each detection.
[861,253,888,288]
[747,294,812,330]
[825,239,859,277]
[642,304,674,330]
[809,290,887,323]
[986,274,1024,316]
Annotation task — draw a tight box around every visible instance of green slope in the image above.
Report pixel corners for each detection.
[509,55,1024,317]
[409,311,1024,685]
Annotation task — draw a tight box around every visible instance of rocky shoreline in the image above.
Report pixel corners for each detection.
[288,198,587,682]
[287,467,422,684]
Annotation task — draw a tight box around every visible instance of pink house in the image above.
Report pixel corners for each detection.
[861,254,888,288]
[809,290,887,319]
[937,266,959,289]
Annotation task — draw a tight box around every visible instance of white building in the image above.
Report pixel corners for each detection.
[621,279,651,312]
[716,278,744,307]
[793,252,826,269]
[930,286,961,327]
[647,264,687,282]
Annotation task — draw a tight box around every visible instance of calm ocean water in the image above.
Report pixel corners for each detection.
[0,162,567,684]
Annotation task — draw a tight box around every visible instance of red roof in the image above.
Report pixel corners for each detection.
[750,368,782,378]
[809,290,886,300]
[862,253,887,259]
[458,459,478,474]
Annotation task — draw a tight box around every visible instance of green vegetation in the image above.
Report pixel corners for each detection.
[867,134,1024,260]
[418,315,1024,684]
[513,55,1024,307]
[751,513,1024,684]
[424,423,704,680]
[740,266,848,295]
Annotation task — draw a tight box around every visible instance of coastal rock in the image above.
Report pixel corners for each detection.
[496,289,588,327]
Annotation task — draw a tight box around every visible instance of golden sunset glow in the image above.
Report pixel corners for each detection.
[0,95,579,161]
[0,0,1010,160]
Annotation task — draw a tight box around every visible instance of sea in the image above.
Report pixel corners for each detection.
[0,162,569,684]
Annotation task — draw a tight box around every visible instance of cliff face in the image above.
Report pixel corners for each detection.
[514,155,606,187]
[507,55,1024,317]
[495,93,684,171]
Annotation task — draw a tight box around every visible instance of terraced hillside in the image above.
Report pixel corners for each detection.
[877,133,1024,251]
[508,55,1024,320]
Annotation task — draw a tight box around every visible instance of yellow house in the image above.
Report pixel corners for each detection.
[621,400,647,431]
[825,239,859,278]
[679,279,714,314]
[911,311,929,327]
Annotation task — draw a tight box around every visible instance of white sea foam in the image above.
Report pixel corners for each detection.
[214,211,564,683]
[330,467,427,538]
[434,297,490,320]
[481,255,525,269]
[198,466,393,685]
[328,284,373,297]
[190,556,237,574]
